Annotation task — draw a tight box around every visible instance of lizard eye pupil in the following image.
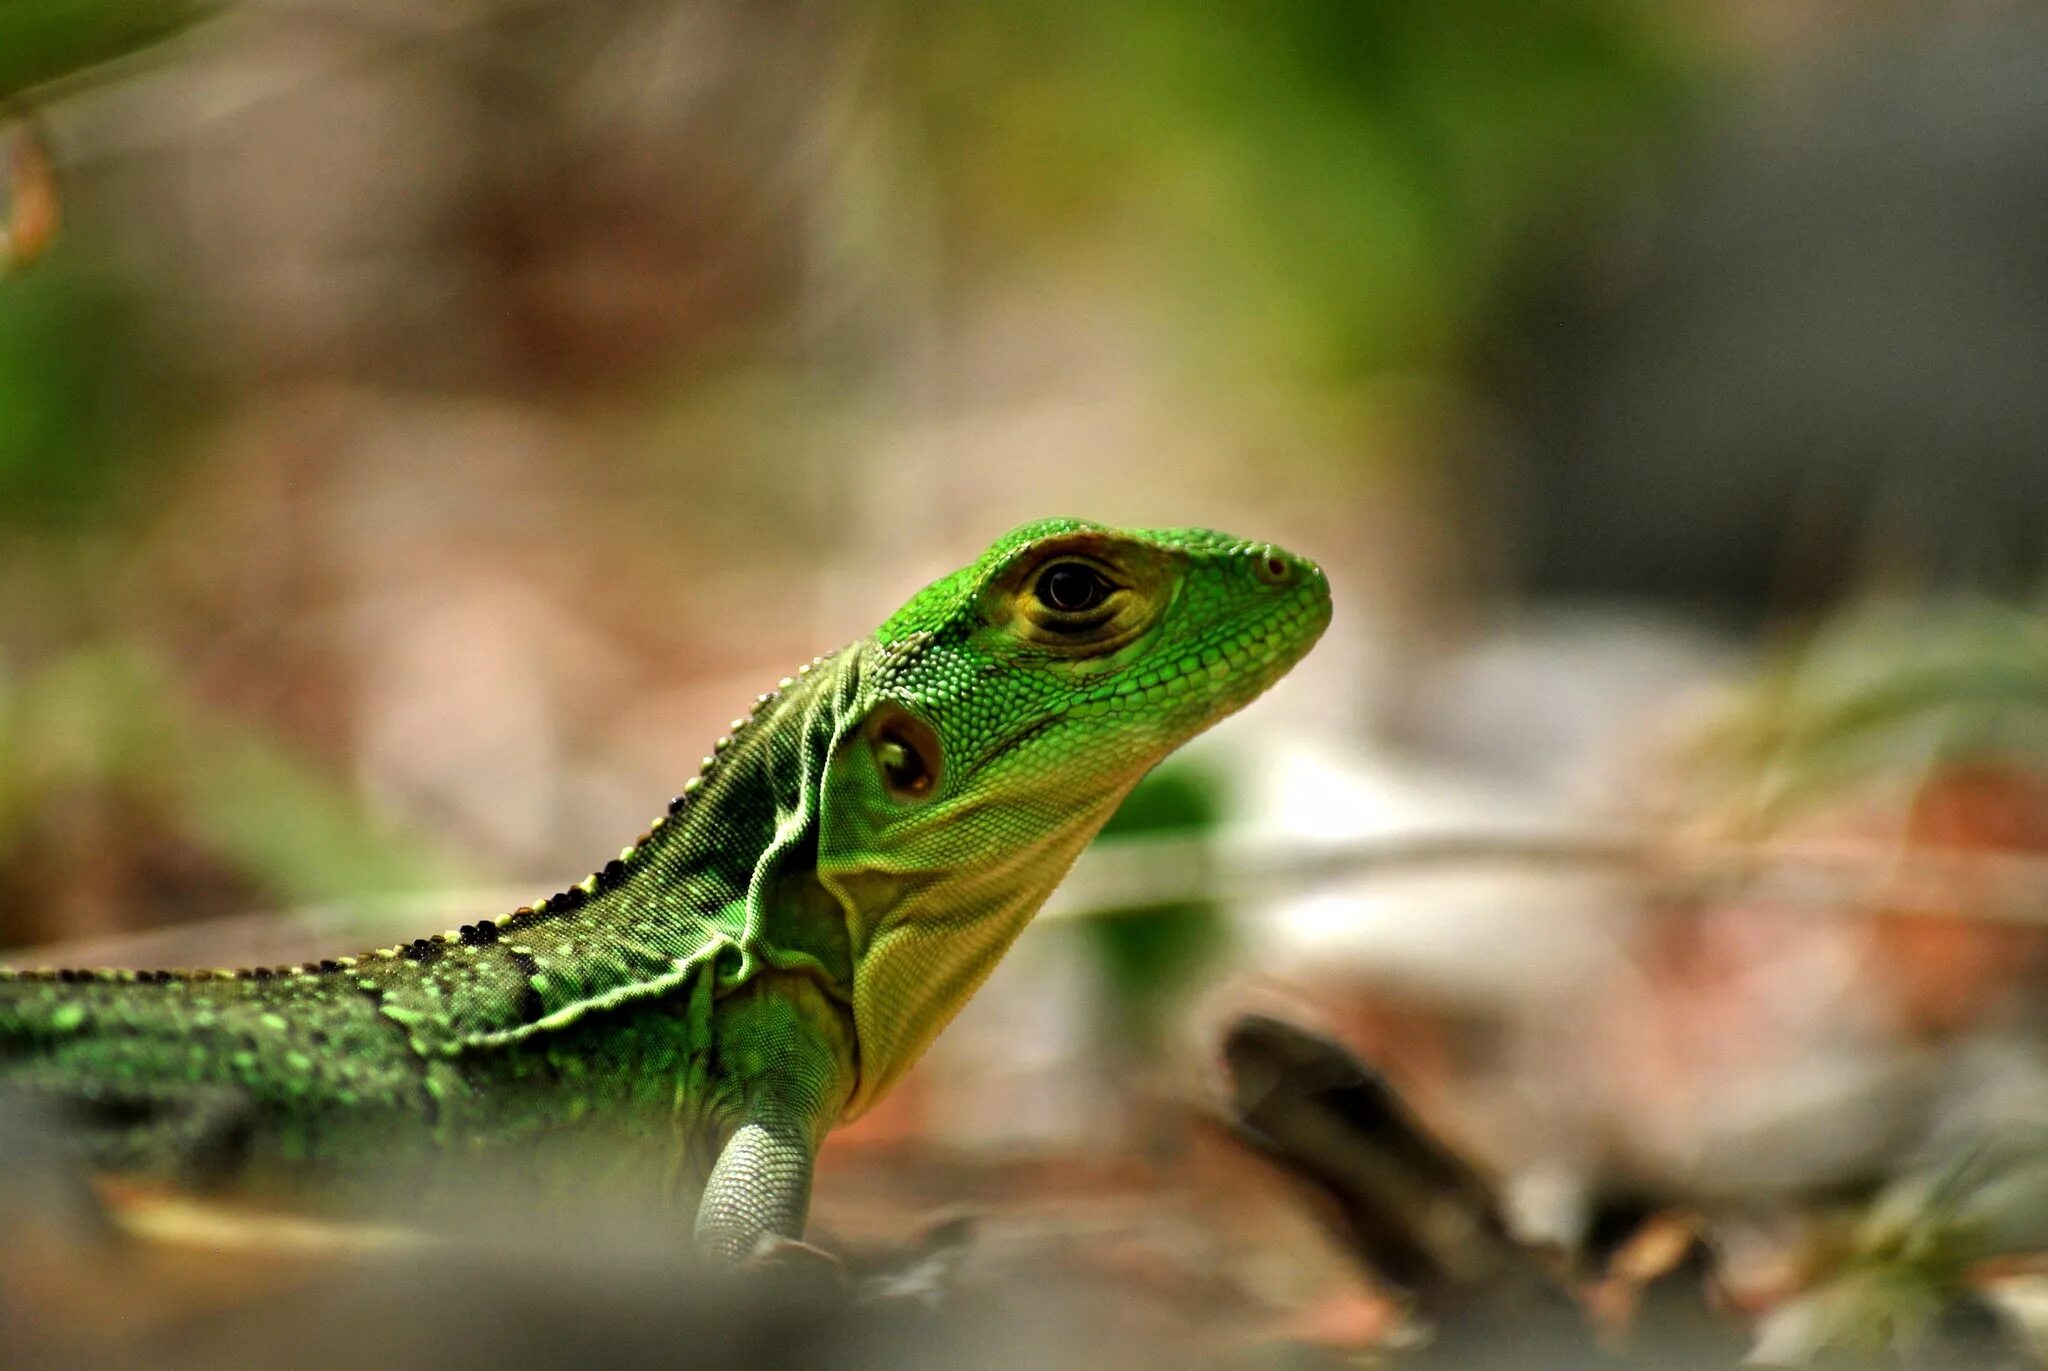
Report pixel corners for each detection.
[1036,562,1109,614]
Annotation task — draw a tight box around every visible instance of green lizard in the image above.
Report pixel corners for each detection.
[0,518,1329,1260]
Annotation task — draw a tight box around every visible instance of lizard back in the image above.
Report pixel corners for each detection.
[0,647,866,1173]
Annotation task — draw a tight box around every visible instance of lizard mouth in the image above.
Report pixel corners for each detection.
[976,710,1067,769]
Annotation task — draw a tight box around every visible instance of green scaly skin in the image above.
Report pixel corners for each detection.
[0,519,1330,1259]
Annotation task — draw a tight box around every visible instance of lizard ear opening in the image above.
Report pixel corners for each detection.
[866,705,942,803]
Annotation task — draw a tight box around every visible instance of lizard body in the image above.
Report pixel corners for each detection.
[0,518,1330,1257]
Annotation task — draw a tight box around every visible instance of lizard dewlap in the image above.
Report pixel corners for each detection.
[0,518,1330,1258]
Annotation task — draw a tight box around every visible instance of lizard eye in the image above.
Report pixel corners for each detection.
[996,542,1152,650]
[868,707,941,802]
[1033,562,1113,615]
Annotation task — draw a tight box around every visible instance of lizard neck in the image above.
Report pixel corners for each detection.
[299,645,867,1048]
[563,643,864,997]
[408,642,867,1020]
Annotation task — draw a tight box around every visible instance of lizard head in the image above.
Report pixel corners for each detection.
[817,518,1331,1117]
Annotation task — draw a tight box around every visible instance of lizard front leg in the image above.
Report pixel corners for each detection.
[692,976,855,1263]
[695,1113,820,1263]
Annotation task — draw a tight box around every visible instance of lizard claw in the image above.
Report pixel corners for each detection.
[744,1234,847,1302]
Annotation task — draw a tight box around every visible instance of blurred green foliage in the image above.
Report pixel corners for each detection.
[877,0,1688,388]
[0,646,464,915]
[1703,599,2048,823]
[1759,1122,2048,1363]
[0,0,458,945]
[0,0,218,101]
[1083,760,1229,1052]
[0,0,217,532]
[0,256,183,533]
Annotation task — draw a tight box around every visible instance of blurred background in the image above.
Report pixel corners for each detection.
[11,0,2048,1362]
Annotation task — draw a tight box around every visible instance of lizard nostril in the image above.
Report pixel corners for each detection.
[1254,550,1295,587]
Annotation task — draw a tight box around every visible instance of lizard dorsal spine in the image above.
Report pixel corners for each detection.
[0,649,858,1061]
